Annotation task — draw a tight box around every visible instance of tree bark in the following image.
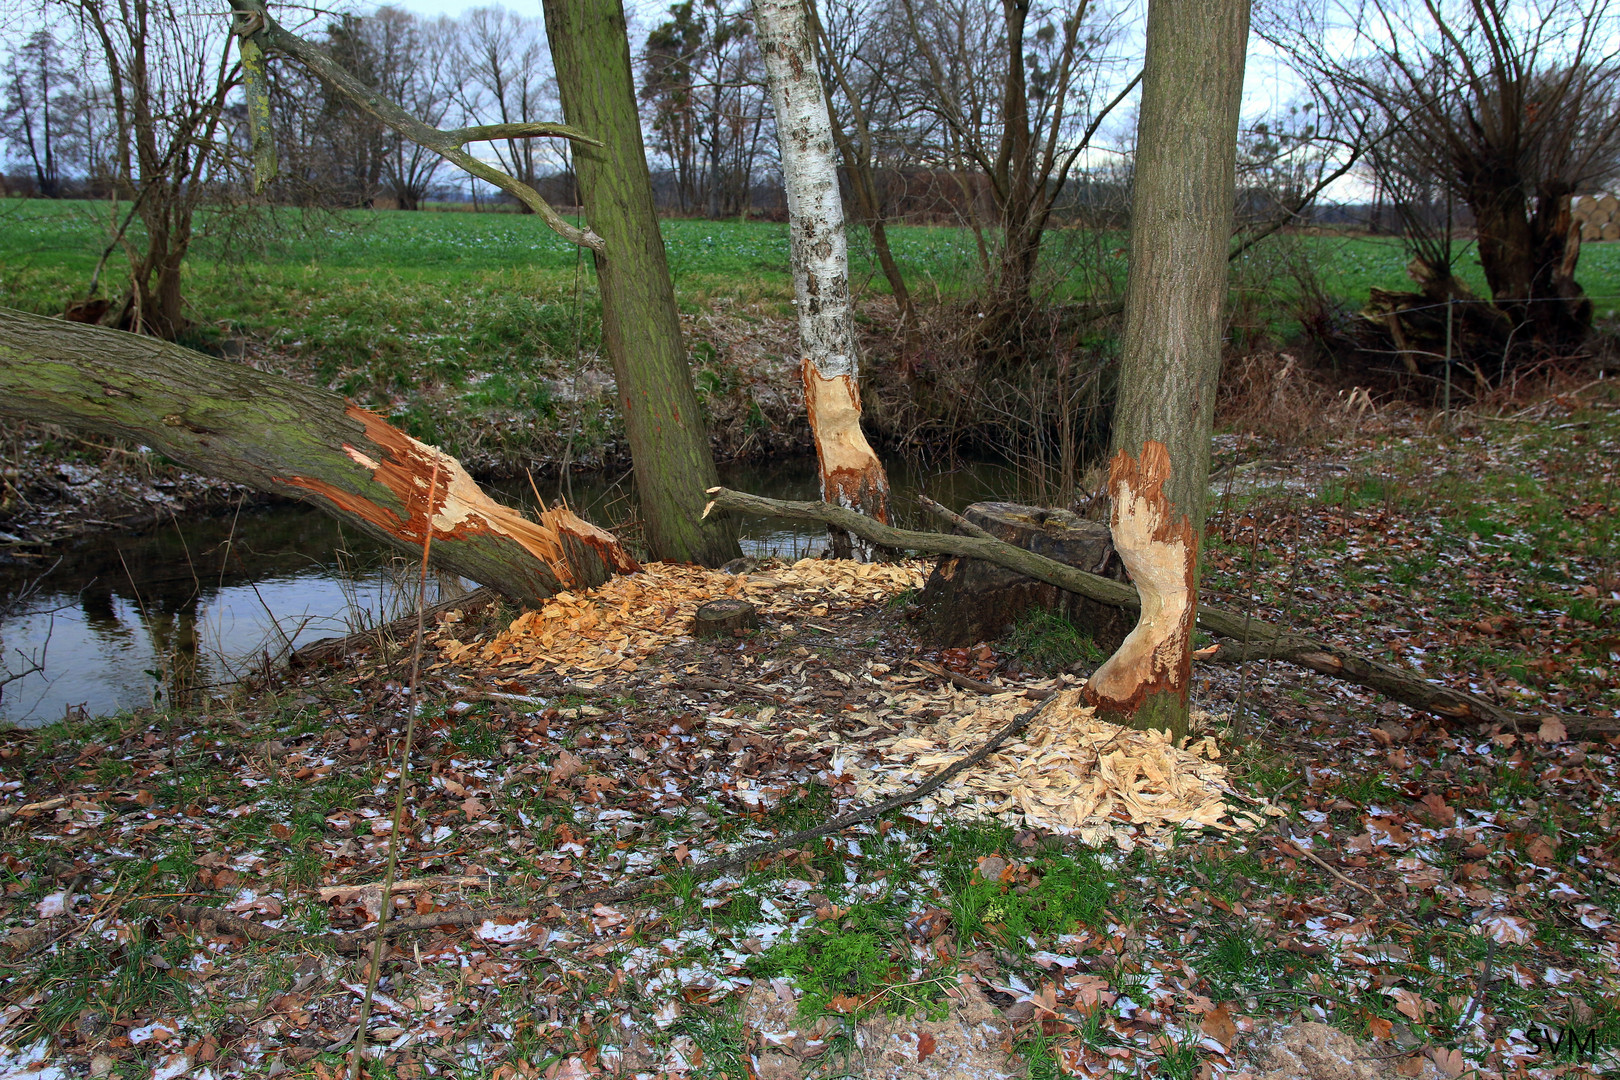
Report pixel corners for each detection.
[0,308,639,606]
[704,487,1616,736]
[1087,0,1249,741]
[1473,188,1593,349]
[810,11,914,326]
[541,0,741,567]
[753,0,891,560]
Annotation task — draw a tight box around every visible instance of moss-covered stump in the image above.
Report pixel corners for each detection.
[911,502,1133,651]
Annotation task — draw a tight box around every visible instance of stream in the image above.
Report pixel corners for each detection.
[0,456,1019,727]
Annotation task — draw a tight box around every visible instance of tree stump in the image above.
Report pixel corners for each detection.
[911,502,1133,651]
[694,598,760,637]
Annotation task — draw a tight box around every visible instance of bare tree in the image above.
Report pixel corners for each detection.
[453,6,558,202]
[1,29,74,196]
[640,0,772,217]
[894,0,1137,349]
[1264,0,1620,349]
[365,7,455,209]
[69,0,241,337]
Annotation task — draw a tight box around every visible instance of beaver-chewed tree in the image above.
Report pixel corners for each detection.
[1080,0,1249,742]
[0,308,638,604]
[753,0,892,559]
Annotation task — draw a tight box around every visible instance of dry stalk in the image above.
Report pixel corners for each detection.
[350,461,440,1080]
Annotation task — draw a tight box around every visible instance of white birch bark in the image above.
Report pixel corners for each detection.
[753,0,890,553]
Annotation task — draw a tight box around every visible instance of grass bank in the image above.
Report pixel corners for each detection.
[7,197,1620,475]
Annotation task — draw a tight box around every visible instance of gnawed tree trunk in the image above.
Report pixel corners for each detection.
[0,308,638,605]
[704,487,1618,737]
[1086,0,1249,741]
[753,0,891,560]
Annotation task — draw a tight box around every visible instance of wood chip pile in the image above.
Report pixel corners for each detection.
[830,688,1279,847]
[434,557,1277,846]
[434,559,926,679]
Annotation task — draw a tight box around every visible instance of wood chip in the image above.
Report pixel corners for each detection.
[824,688,1276,848]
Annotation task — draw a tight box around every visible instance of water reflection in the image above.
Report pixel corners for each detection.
[0,455,1017,727]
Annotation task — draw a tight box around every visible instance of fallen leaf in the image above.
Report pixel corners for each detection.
[1201,1001,1237,1049]
[916,1031,936,1061]
[1369,1016,1393,1041]
[551,750,585,783]
[1387,987,1429,1022]
[1538,717,1568,743]
[1418,793,1455,826]
[1426,1046,1468,1077]
[1480,913,1534,945]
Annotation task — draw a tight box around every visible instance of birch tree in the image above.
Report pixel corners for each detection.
[753,0,890,557]
[1081,0,1249,740]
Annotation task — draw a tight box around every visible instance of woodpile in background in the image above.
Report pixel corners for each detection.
[1573,194,1620,241]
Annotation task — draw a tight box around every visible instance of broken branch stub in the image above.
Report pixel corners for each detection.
[1082,441,1197,738]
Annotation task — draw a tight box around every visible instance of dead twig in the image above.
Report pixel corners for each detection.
[1275,818,1381,903]
[910,659,1054,700]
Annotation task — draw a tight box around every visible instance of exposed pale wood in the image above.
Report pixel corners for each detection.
[0,308,639,606]
[1082,441,1197,734]
[704,486,1616,736]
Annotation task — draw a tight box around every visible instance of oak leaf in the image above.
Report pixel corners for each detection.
[1200,1002,1237,1049]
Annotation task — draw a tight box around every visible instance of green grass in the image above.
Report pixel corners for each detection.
[1003,609,1108,674]
[8,196,1620,470]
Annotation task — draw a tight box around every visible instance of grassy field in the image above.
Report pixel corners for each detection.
[5,197,1620,467]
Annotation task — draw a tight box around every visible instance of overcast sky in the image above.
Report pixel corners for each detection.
[0,0,1358,197]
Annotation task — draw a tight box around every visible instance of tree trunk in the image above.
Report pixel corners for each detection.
[0,308,638,605]
[542,0,741,567]
[1471,187,1592,349]
[753,0,891,559]
[811,11,914,326]
[1084,0,1249,741]
[912,501,1133,651]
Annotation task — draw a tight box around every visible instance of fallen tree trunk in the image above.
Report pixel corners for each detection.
[705,487,1615,736]
[0,308,639,605]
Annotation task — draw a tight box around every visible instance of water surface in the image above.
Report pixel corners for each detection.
[0,457,1018,727]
